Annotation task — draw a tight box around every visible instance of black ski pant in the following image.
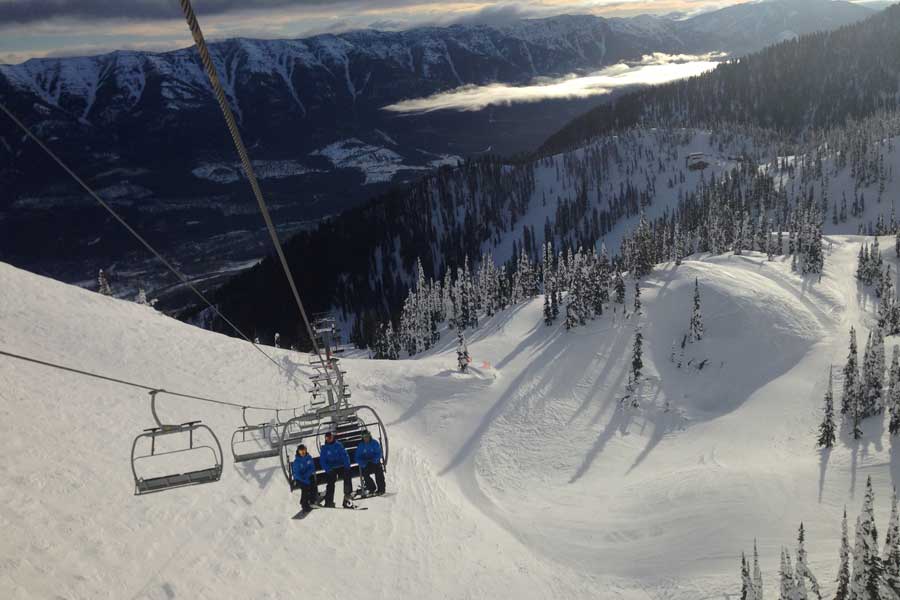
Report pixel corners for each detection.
[299,481,317,510]
[362,463,386,494]
[324,467,352,505]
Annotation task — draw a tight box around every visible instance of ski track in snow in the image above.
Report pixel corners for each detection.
[3,235,900,598]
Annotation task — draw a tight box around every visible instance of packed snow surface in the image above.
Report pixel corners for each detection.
[2,234,900,598]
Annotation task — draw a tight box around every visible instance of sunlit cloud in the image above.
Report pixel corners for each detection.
[383,53,724,113]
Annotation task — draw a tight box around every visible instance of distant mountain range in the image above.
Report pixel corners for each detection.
[0,0,878,305]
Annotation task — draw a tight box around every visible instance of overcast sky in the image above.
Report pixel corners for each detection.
[0,0,757,64]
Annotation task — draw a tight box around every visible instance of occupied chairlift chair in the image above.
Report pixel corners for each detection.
[131,390,224,495]
[230,407,282,463]
[278,404,389,493]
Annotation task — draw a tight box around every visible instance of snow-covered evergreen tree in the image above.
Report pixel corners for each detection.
[794,523,820,600]
[543,292,553,326]
[634,281,642,315]
[98,269,112,296]
[598,244,611,305]
[837,507,851,600]
[850,476,883,600]
[843,326,860,415]
[631,329,644,384]
[818,367,836,448]
[780,548,796,600]
[861,328,886,417]
[689,278,704,342]
[389,322,401,360]
[884,488,900,596]
[742,553,752,600]
[752,539,764,600]
[614,269,626,305]
[879,267,895,330]
[890,346,900,435]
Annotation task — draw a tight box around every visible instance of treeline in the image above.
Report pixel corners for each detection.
[204,107,899,349]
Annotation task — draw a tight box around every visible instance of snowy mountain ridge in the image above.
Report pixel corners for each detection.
[0,2,874,120]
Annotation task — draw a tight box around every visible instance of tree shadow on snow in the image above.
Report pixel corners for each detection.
[438,327,579,476]
[839,413,885,499]
[569,406,634,484]
[626,383,684,475]
[818,447,832,503]
[567,318,632,426]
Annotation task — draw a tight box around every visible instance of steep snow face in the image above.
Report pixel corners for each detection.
[1,238,898,597]
[0,262,600,600]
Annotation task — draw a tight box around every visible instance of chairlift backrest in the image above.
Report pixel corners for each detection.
[231,416,281,463]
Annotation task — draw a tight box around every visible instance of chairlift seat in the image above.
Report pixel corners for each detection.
[131,416,223,496]
[136,465,222,494]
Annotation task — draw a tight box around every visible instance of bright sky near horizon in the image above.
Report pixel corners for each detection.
[0,0,747,64]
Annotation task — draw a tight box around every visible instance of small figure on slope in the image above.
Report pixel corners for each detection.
[457,327,470,373]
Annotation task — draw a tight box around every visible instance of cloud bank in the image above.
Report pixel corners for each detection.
[383,53,725,114]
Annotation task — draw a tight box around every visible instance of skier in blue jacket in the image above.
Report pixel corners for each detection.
[291,445,317,512]
[320,431,353,508]
[355,430,386,496]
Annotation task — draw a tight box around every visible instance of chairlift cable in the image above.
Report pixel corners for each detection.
[179,0,335,388]
[0,101,308,392]
[0,348,291,412]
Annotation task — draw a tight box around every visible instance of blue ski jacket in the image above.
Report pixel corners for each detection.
[292,454,316,485]
[319,440,351,472]
[355,438,382,469]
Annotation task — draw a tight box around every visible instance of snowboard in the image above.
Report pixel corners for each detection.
[351,491,395,501]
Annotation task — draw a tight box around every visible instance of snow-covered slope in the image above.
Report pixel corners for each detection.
[3,228,900,597]
[0,262,597,599]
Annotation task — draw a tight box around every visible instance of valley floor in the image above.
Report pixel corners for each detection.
[2,235,899,599]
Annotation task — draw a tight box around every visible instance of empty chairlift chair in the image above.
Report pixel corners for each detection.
[131,390,224,495]
[230,407,282,463]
